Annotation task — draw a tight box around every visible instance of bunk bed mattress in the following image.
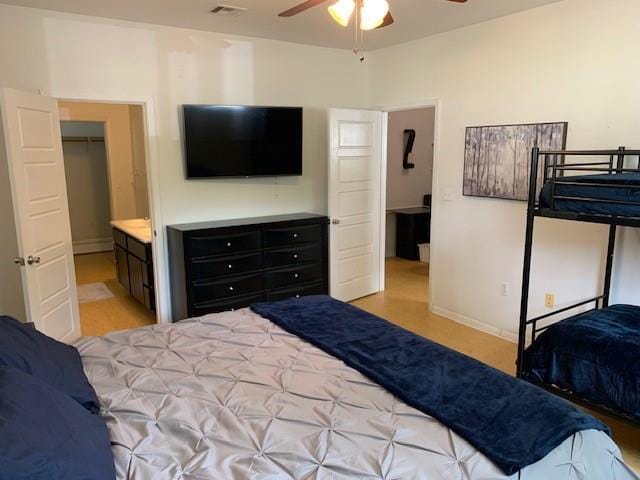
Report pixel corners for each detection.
[75,308,637,479]
[539,172,640,217]
[525,304,640,421]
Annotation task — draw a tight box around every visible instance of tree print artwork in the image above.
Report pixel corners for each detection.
[463,122,567,201]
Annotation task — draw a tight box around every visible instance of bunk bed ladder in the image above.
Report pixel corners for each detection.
[516,147,540,378]
[602,146,625,307]
[602,225,617,308]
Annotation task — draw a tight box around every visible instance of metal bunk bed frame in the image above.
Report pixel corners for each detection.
[517,146,640,425]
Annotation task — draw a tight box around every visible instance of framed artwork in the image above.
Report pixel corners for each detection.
[463,122,568,201]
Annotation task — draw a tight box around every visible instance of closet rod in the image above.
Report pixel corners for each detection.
[61,136,105,143]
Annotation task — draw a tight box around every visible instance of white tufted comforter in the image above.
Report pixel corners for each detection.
[76,308,639,480]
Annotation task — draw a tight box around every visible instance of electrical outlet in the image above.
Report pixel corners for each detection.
[442,188,453,202]
[500,282,509,297]
[545,293,555,309]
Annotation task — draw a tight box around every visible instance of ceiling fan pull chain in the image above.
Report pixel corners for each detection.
[352,2,365,62]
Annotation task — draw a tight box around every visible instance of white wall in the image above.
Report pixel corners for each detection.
[368,0,640,338]
[386,108,435,209]
[0,4,367,321]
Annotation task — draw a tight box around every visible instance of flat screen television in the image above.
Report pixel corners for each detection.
[183,105,303,178]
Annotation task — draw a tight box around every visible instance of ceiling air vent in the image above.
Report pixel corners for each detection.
[210,4,248,17]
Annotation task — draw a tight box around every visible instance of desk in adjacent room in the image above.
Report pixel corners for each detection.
[390,207,431,260]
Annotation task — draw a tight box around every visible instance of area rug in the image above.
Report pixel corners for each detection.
[77,282,114,303]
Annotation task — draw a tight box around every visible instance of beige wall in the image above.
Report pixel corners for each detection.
[367,0,640,338]
[129,105,149,218]
[0,4,367,321]
[62,126,112,250]
[386,108,435,209]
[58,101,144,221]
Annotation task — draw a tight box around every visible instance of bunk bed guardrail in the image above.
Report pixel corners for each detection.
[539,147,640,215]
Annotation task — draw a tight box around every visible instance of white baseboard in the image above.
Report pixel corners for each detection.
[73,237,112,255]
[431,305,518,343]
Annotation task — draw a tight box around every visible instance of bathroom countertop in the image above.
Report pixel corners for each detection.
[111,219,152,244]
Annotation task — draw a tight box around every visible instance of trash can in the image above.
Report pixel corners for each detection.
[418,243,430,263]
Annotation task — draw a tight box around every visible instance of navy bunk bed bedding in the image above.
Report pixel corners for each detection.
[252,295,608,476]
[524,304,640,421]
[539,172,640,217]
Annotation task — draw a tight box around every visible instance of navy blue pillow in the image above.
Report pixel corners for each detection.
[0,367,115,480]
[0,316,99,413]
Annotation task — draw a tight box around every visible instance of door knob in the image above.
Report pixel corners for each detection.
[27,256,40,265]
[331,219,340,225]
[13,257,25,266]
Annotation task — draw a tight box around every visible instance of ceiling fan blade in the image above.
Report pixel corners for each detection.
[376,11,394,29]
[278,0,330,17]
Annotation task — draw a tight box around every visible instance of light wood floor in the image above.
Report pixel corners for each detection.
[74,252,156,337]
[353,257,639,472]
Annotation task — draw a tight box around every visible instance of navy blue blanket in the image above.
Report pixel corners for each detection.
[525,304,640,421]
[251,295,609,475]
[539,172,640,217]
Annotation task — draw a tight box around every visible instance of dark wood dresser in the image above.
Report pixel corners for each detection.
[167,213,329,321]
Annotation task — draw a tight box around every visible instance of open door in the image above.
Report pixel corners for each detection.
[0,88,81,341]
[328,108,384,302]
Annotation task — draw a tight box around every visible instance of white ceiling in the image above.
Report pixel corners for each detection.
[1,0,563,50]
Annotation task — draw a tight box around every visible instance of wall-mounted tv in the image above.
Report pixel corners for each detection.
[183,105,303,178]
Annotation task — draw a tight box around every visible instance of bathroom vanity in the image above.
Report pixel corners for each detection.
[111,219,155,312]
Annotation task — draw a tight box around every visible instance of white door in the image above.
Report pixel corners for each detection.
[0,88,81,341]
[328,108,383,302]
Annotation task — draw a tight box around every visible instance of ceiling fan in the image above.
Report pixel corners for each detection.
[279,0,468,31]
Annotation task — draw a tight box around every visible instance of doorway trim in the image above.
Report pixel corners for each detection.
[373,98,441,313]
[56,94,169,325]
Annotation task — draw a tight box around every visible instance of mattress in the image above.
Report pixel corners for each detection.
[76,308,638,480]
[539,172,640,217]
[525,304,640,422]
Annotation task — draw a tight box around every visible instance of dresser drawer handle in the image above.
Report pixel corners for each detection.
[293,254,299,260]
[293,233,298,239]
[227,242,232,247]
[228,264,233,269]
[229,286,234,292]
[294,273,299,279]
[295,294,300,298]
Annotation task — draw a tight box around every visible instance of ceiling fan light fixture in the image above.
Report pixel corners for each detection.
[328,0,356,27]
[359,0,389,30]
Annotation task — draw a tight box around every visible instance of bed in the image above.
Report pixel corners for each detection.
[524,304,640,423]
[539,172,640,217]
[72,301,638,480]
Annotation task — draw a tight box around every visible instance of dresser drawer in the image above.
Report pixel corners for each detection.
[264,263,323,290]
[189,231,261,258]
[264,244,321,269]
[193,272,263,303]
[265,282,325,302]
[263,224,321,247]
[191,252,262,280]
[192,293,264,317]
